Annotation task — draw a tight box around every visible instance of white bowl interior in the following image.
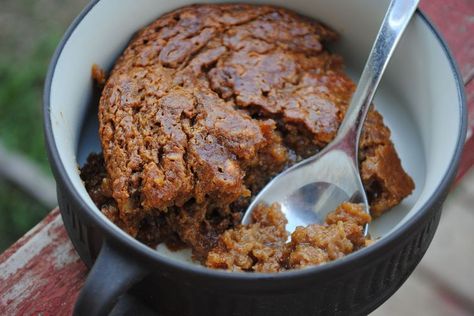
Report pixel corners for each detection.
[49,0,462,263]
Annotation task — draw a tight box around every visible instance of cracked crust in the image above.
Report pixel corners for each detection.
[93,4,414,259]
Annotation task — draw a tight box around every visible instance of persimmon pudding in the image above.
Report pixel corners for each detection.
[81,4,414,272]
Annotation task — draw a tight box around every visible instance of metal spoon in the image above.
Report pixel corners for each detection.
[242,0,420,234]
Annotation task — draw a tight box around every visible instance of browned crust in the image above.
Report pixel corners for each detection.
[86,4,414,260]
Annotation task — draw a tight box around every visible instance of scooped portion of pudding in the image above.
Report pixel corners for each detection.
[206,202,371,272]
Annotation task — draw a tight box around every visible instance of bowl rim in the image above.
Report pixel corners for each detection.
[43,0,467,286]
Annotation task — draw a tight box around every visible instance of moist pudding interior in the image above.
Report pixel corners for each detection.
[80,4,414,270]
[206,202,371,272]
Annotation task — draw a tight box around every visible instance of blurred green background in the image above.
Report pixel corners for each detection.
[0,0,88,252]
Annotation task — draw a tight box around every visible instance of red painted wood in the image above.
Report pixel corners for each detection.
[455,81,474,182]
[420,0,474,82]
[0,1,472,315]
[420,0,474,182]
[0,209,60,264]
[0,209,87,316]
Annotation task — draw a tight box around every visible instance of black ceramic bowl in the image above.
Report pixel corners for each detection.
[43,0,466,315]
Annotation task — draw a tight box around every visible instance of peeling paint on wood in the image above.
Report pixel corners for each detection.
[420,0,474,183]
[0,209,87,316]
[456,81,474,183]
[420,0,474,82]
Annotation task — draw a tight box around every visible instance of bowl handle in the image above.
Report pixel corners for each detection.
[73,240,148,316]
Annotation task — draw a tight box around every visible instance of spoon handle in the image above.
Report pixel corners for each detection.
[336,0,420,145]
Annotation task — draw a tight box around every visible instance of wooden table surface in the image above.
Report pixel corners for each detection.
[1,1,473,315]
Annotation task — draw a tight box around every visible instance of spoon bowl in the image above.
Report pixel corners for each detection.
[242,138,368,235]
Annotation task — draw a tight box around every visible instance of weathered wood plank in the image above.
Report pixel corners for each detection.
[420,0,474,183]
[0,209,87,316]
[420,0,474,82]
[456,80,474,183]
